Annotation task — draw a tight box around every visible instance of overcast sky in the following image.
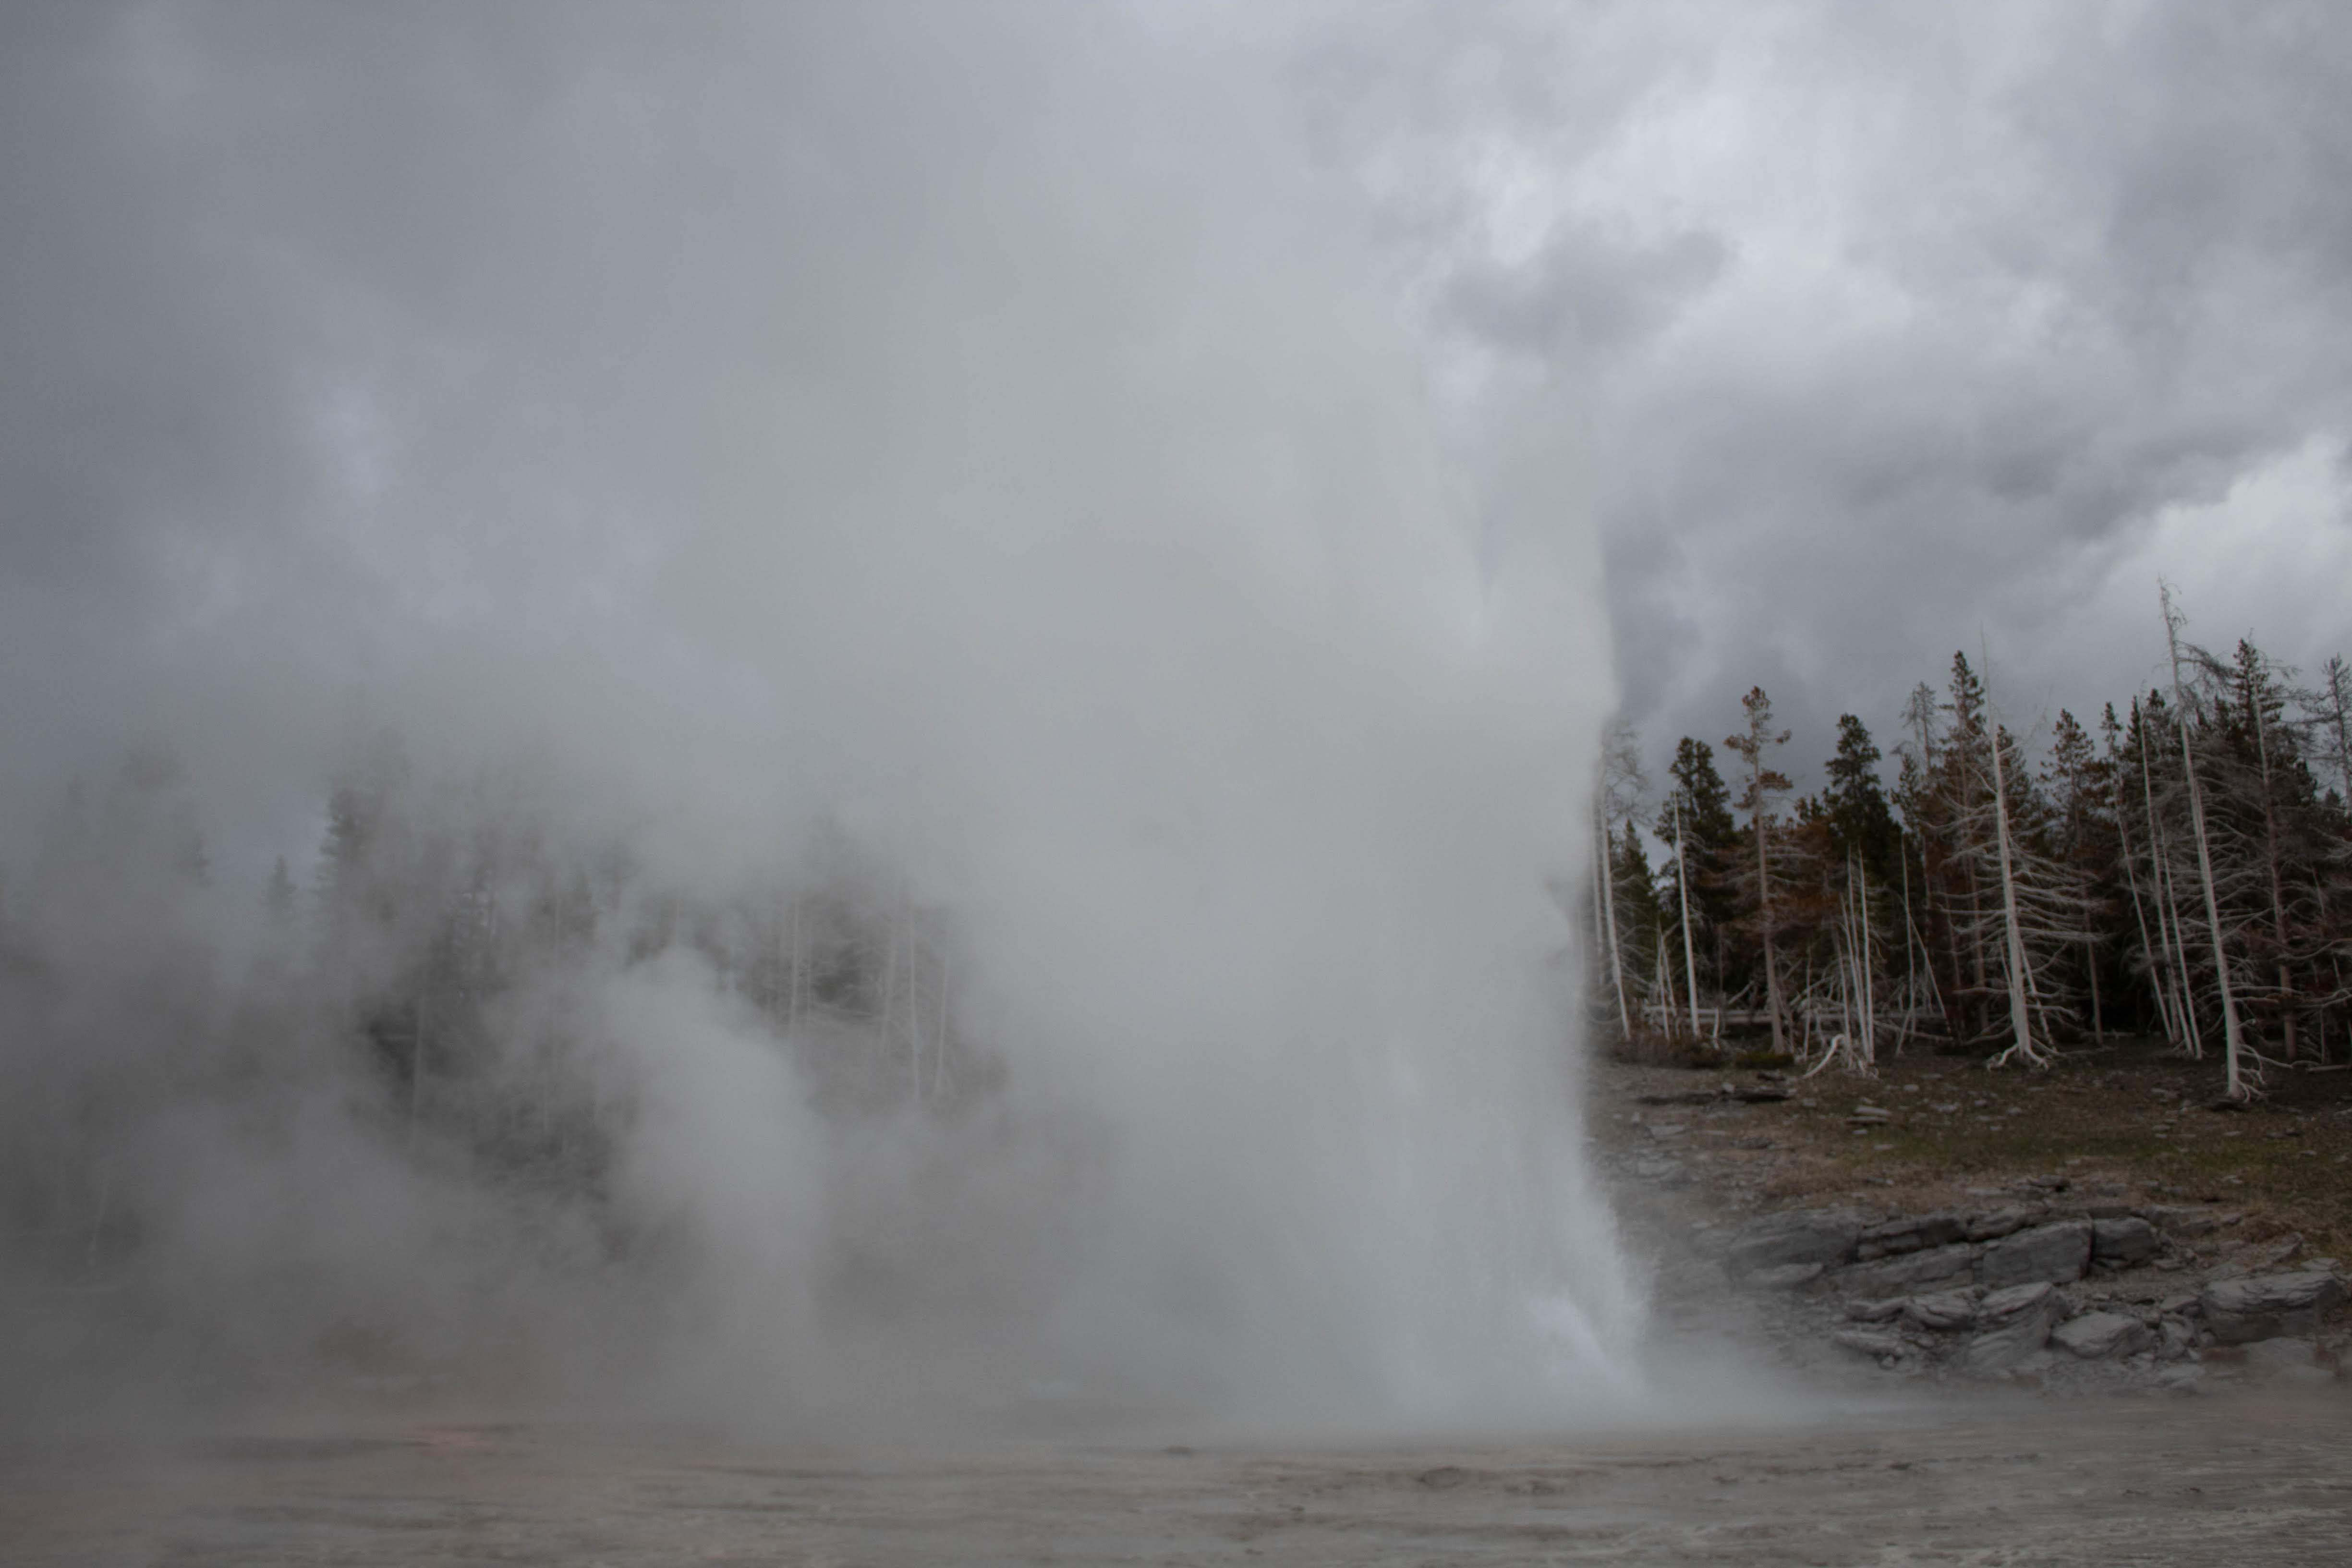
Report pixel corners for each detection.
[1311,0,2352,784]
[7,0,2352,873]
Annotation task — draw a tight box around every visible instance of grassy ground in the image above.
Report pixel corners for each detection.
[1598,1034,2352,1266]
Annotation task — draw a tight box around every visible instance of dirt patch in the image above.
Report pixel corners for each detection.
[1597,1036,2352,1263]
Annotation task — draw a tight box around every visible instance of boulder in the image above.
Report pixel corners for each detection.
[1838,1241,1978,1299]
[1979,1280,2062,1322]
[2157,1316,2196,1361]
[1902,1289,1979,1333]
[1843,1298,1906,1323]
[2198,1270,2348,1345]
[1723,1209,1865,1278]
[2091,1216,2160,1266]
[2051,1311,2152,1360]
[1963,1206,2039,1242]
[1978,1220,2093,1290]
[1962,1283,2065,1372]
[1856,1212,1968,1261]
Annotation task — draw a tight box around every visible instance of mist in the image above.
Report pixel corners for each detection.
[0,2,1634,1435]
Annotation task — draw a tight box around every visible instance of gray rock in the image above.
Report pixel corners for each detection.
[1837,1242,1978,1299]
[1745,1262,1824,1290]
[1962,1282,2065,1372]
[1843,1297,1906,1322]
[2199,1270,2348,1345]
[1979,1219,2093,1289]
[2241,1336,2317,1371]
[1963,1205,2039,1242]
[2148,1206,2218,1239]
[2158,1316,2195,1361]
[2091,1216,2160,1266]
[1723,1209,1865,1277]
[2157,1363,2206,1393]
[1856,1212,1968,1261]
[1979,1280,2062,1324]
[2051,1310,2152,1360]
[1903,1289,1979,1333]
[1832,1329,1910,1361]
[2238,1337,2334,1386]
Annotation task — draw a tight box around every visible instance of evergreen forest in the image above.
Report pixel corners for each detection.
[1593,608,2352,1098]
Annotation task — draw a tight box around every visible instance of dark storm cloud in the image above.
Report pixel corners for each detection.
[1305,0,2352,782]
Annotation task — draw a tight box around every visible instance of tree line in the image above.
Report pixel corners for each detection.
[0,736,970,1287]
[1592,593,2352,1096]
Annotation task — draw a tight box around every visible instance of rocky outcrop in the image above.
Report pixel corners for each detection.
[1961,1282,2065,1371]
[2051,1311,2152,1360]
[2091,1217,2160,1267]
[1837,1242,1976,1298]
[1843,1297,1905,1322]
[1746,1263,1825,1290]
[1902,1289,1978,1333]
[1677,1156,2338,1385]
[1963,1206,2038,1242]
[1856,1213,1968,1261]
[1979,1220,2092,1290]
[2199,1270,2348,1345]
[1723,1209,1866,1278]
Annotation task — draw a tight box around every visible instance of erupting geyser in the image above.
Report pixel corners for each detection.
[0,4,1637,1434]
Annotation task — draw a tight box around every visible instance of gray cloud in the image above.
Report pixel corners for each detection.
[1305,0,2352,780]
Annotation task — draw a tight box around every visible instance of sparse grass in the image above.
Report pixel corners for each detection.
[1600,1035,2352,1265]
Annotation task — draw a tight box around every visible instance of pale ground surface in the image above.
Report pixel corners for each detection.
[6,1396,2352,1566]
[11,1054,2351,1566]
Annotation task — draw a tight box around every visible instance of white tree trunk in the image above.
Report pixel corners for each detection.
[1757,815,1785,1056]
[1987,715,2041,1067]
[1674,797,1704,1042]
[2165,589,2249,1096]
[1855,852,1876,1067]
[2180,717,2249,1095]
[1596,802,1632,1040]
[2139,713,2203,1058]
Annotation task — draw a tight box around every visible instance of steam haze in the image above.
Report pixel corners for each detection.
[0,4,1633,1433]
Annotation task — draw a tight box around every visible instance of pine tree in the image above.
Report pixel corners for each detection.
[1823,714,1899,878]
[1661,736,1739,1039]
[2043,708,2117,1042]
